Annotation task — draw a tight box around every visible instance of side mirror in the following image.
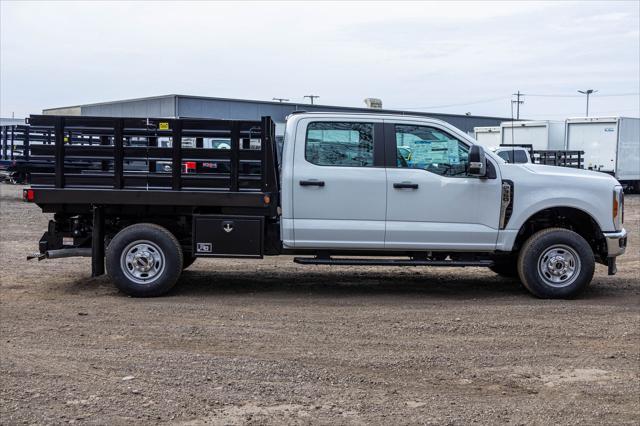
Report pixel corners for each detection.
[468,145,486,177]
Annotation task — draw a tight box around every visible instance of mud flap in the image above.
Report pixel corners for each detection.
[607,257,617,276]
[91,206,105,277]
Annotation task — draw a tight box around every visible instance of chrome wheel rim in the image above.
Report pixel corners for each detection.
[537,244,581,288]
[120,240,165,285]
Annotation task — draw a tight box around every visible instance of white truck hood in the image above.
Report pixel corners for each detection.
[520,163,619,183]
[499,163,620,232]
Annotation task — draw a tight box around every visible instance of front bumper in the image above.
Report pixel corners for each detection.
[603,229,627,257]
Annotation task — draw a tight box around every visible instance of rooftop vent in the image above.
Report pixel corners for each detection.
[364,98,383,109]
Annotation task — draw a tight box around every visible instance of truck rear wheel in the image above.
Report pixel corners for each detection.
[517,228,594,299]
[106,223,183,297]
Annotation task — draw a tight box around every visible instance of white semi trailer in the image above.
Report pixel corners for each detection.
[565,117,640,191]
[473,126,501,148]
[501,121,565,150]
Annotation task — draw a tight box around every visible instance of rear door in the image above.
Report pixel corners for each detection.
[567,121,618,173]
[385,121,502,250]
[291,118,386,249]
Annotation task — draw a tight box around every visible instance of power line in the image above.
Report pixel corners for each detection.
[525,108,640,117]
[525,92,639,98]
[392,92,638,111]
[399,96,509,110]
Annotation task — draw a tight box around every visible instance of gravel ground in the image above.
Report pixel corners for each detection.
[1,183,638,425]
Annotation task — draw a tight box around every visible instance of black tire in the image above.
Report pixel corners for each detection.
[490,257,518,278]
[106,223,183,297]
[182,254,196,270]
[517,228,595,299]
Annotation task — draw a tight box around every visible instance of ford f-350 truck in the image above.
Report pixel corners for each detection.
[23,112,627,298]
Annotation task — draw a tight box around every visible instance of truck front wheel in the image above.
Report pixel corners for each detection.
[517,228,595,299]
[106,223,183,297]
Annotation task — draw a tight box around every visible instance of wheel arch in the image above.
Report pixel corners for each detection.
[511,206,607,262]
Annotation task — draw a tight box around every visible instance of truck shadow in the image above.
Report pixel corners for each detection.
[169,269,531,299]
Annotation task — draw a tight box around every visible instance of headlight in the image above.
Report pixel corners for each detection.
[613,187,624,231]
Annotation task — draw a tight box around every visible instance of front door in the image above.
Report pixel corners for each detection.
[385,121,502,251]
[292,118,386,249]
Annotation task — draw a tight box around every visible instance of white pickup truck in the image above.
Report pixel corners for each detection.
[25,112,628,299]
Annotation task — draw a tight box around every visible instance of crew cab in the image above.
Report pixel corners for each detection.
[23,112,627,298]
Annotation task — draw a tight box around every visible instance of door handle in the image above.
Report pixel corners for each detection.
[393,182,419,189]
[299,180,325,187]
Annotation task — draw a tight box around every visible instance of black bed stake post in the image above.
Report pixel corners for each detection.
[1,126,7,160]
[10,125,15,161]
[230,122,240,192]
[171,119,182,190]
[91,205,105,277]
[24,127,30,162]
[113,119,124,189]
[260,117,269,192]
[54,117,65,188]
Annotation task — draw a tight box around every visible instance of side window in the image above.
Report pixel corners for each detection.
[497,149,528,164]
[514,150,528,163]
[497,150,511,162]
[306,122,374,167]
[395,124,470,176]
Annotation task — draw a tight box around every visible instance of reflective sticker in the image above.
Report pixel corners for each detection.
[159,122,170,131]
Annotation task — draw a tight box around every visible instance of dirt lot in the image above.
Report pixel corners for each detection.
[0,184,638,425]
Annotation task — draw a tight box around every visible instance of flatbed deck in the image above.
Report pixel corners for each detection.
[23,114,279,215]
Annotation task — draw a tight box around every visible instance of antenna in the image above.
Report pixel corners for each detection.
[303,95,320,105]
[272,97,289,103]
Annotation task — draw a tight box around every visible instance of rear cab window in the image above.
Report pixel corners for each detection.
[305,122,374,167]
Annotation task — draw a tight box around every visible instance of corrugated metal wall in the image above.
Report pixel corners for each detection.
[82,97,176,118]
[44,95,508,134]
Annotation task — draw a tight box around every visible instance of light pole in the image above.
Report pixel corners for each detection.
[578,89,597,117]
[272,97,289,103]
[304,95,319,105]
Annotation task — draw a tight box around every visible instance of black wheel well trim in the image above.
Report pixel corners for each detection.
[512,206,606,262]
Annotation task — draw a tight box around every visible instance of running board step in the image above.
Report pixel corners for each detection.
[293,257,494,267]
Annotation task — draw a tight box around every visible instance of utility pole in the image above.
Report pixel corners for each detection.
[512,91,524,120]
[272,97,289,103]
[304,95,319,105]
[578,89,597,116]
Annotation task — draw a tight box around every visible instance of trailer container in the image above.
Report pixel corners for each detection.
[501,121,565,151]
[565,117,639,191]
[473,126,501,148]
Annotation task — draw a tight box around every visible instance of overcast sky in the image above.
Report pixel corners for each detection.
[1,1,638,119]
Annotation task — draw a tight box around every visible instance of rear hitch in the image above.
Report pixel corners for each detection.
[27,253,46,261]
[27,248,92,261]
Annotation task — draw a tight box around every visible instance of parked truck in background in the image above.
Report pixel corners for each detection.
[22,112,627,299]
[476,122,584,169]
[565,117,640,192]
